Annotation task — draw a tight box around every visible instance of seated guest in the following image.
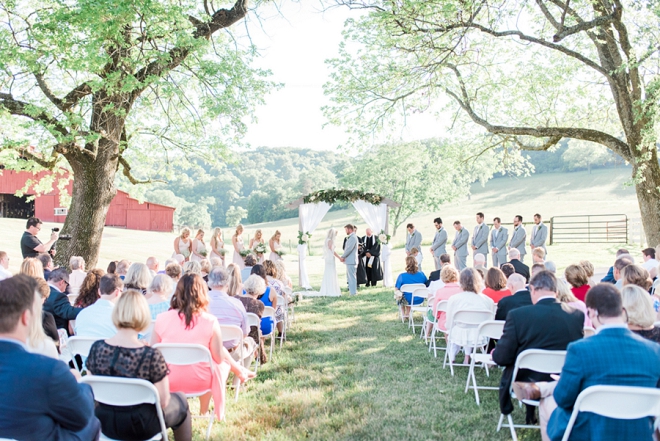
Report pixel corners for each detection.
[613,254,634,289]
[36,253,54,280]
[641,247,658,274]
[426,265,462,336]
[35,278,59,348]
[210,257,223,268]
[115,259,131,279]
[473,253,486,270]
[556,279,591,328]
[240,275,268,364]
[68,256,87,297]
[172,253,186,266]
[500,262,515,279]
[495,274,531,321]
[601,248,630,283]
[410,247,423,272]
[123,262,152,295]
[151,274,255,421]
[426,253,451,289]
[75,274,123,338]
[493,271,583,425]
[0,251,11,280]
[86,290,192,441]
[74,268,105,308]
[0,275,100,440]
[507,248,530,282]
[395,256,428,319]
[43,268,81,333]
[146,256,159,277]
[483,267,512,303]
[19,257,44,279]
[182,260,201,276]
[274,260,293,289]
[579,260,597,287]
[621,284,660,343]
[200,259,212,280]
[263,260,290,333]
[27,279,59,359]
[531,263,546,279]
[446,268,494,363]
[251,265,277,340]
[532,248,546,265]
[621,264,653,292]
[564,264,591,302]
[166,262,182,287]
[106,260,117,274]
[226,263,243,296]
[207,267,256,369]
[241,254,257,283]
[543,284,660,441]
[544,260,557,274]
[147,274,173,319]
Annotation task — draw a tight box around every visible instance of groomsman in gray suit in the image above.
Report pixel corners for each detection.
[451,220,469,270]
[509,215,527,263]
[530,213,548,253]
[340,224,359,295]
[490,217,508,267]
[430,217,448,270]
[405,223,423,269]
[471,212,489,267]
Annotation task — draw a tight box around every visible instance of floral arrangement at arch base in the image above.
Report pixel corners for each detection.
[377,230,391,245]
[298,231,312,245]
[303,189,384,205]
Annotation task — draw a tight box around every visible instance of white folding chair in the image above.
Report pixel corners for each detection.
[262,306,276,361]
[408,287,431,334]
[67,293,78,305]
[497,349,567,441]
[443,309,494,375]
[246,312,262,373]
[465,320,505,405]
[429,300,449,357]
[276,294,288,348]
[80,375,168,441]
[398,283,427,323]
[152,343,215,440]
[283,286,295,325]
[652,279,660,295]
[218,324,245,402]
[583,326,596,337]
[561,385,660,441]
[67,336,100,373]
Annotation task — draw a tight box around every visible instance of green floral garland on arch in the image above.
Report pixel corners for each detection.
[303,189,384,205]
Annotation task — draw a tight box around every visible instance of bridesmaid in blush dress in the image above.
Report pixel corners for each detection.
[173,227,192,261]
[269,230,283,262]
[191,229,207,263]
[209,227,226,267]
[250,229,266,264]
[232,224,246,270]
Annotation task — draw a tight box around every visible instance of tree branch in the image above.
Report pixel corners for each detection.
[0,93,69,136]
[552,14,615,42]
[60,82,93,111]
[34,73,64,110]
[118,155,165,185]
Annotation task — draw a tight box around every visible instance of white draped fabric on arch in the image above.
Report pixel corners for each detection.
[287,193,400,294]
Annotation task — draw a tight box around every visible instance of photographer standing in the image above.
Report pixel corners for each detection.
[21,217,58,259]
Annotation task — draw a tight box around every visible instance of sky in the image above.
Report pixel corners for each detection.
[236,1,449,152]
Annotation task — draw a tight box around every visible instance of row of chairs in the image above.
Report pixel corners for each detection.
[397,284,660,440]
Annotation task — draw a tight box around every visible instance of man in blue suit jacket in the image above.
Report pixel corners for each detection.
[0,275,100,441]
[546,283,660,441]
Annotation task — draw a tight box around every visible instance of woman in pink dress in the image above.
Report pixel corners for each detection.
[151,274,255,421]
[425,265,462,336]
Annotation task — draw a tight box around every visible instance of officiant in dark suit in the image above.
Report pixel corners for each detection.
[361,228,383,287]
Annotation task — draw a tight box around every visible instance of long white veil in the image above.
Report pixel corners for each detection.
[323,228,336,259]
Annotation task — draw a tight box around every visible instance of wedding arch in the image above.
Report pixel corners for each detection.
[286,189,401,291]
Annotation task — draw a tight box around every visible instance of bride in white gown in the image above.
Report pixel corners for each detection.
[319,228,341,297]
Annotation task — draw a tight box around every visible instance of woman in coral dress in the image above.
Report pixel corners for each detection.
[152,274,255,420]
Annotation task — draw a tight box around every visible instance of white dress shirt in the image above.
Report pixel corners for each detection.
[74,299,117,339]
[0,266,11,281]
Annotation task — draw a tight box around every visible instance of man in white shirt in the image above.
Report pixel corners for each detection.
[207,267,255,368]
[146,256,159,277]
[0,251,11,281]
[74,274,123,338]
[68,256,87,297]
[641,248,658,277]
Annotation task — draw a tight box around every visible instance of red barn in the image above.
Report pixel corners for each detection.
[0,169,175,232]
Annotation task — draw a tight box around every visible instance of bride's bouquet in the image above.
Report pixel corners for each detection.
[297,231,312,245]
[254,243,267,255]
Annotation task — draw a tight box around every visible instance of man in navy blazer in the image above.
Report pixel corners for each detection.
[0,275,100,441]
[546,283,660,441]
[44,267,82,332]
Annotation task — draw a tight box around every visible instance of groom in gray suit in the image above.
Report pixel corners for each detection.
[530,213,548,253]
[340,224,359,295]
[452,220,469,270]
[471,212,489,267]
[490,217,508,267]
[509,215,527,263]
[430,217,448,270]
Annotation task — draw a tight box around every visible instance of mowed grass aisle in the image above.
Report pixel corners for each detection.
[201,288,540,441]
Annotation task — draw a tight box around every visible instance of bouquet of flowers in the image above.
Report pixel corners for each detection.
[377,230,391,245]
[217,248,227,256]
[254,243,267,255]
[297,231,312,245]
[239,249,252,257]
[276,250,285,257]
[200,250,208,258]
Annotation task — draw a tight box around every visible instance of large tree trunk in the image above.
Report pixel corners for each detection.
[633,159,660,248]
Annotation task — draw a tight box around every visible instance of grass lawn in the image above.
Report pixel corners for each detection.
[197,286,540,440]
